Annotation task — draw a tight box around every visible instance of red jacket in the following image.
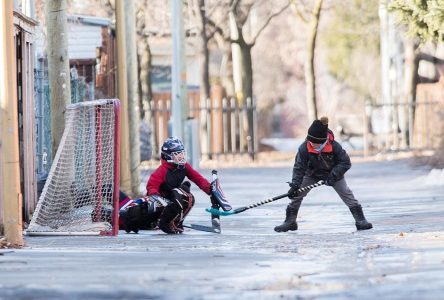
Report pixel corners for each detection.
[146,160,211,197]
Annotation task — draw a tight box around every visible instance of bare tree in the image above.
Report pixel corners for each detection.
[205,0,290,155]
[135,2,153,122]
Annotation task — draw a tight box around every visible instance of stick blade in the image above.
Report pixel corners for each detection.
[205,208,233,216]
[183,224,220,234]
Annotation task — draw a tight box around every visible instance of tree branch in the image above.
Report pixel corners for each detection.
[239,2,256,26]
[250,2,290,46]
[417,52,444,64]
[290,0,308,23]
[205,16,228,40]
[230,0,241,12]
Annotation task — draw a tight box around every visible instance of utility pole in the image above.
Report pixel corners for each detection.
[46,0,71,159]
[171,0,197,166]
[115,0,132,194]
[0,0,24,245]
[171,0,187,139]
[125,1,140,195]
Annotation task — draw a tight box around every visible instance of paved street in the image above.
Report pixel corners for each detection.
[1,158,443,299]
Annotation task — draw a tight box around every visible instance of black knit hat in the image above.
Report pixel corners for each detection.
[307,116,329,143]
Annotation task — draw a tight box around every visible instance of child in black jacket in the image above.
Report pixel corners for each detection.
[275,117,372,232]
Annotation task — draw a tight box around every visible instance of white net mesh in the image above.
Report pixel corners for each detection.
[27,99,119,235]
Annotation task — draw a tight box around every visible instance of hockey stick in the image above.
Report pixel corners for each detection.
[205,180,325,216]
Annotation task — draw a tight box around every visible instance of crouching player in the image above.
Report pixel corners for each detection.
[120,137,231,234]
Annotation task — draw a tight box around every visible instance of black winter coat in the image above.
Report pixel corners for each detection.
[291,137,351,187]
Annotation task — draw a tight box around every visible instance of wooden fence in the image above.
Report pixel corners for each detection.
[363,82,444,152]
[412,83,444,149]
[149,93,257,160]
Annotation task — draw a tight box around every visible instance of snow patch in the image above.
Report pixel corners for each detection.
[417,169,444,186]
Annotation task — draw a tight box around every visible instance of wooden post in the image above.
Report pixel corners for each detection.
[45,0,71,159]
[0,0,24,245]
[115,0,132,194]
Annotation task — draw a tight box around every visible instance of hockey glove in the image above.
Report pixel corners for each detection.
[325,174,336,186]
[287,183,300,199]
[120,204,146,233]
[210,179,232,211]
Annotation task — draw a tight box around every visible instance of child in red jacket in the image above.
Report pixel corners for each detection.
[119,137,230,234]
[145,137,213,234]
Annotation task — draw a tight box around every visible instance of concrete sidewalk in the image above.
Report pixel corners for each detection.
[1,159,444,299]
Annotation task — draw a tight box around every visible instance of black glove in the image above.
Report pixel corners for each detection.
[287,183,300,199]
[325,174,336,186]
[160,182,175,199]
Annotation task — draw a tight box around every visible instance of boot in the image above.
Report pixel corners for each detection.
[349,205,373,230]
[274,207,299,232]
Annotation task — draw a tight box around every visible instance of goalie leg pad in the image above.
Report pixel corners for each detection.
[158,189,194,234]
[158,200,182,234]
[175,188,195,231]
[120,202,151,233]
[120,206,140,233]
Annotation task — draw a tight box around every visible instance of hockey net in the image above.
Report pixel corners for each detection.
[27,99,120,236]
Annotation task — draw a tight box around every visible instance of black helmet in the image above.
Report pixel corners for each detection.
[160,137,186,165]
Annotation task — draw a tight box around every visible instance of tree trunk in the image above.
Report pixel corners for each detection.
[137,37,154,161]
[229,12,248,152]
[115,0,132,194]
[214,34,234,97]
[234,33,251,153]
[241,44,255,158]
[403,38,419,148]
[125,0,140,196]
[46,0,71,158]
[138,38,152,121]
[229,12,244,102]
[304,0,323,123]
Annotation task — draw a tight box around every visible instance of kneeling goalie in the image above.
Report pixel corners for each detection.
[119,137,231,234]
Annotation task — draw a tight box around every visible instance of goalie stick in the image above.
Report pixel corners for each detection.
[199,169,233,233]
[183,223,221,233]
[209,170,223,233]
[205,180,325,216]
[181,170,231,234]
